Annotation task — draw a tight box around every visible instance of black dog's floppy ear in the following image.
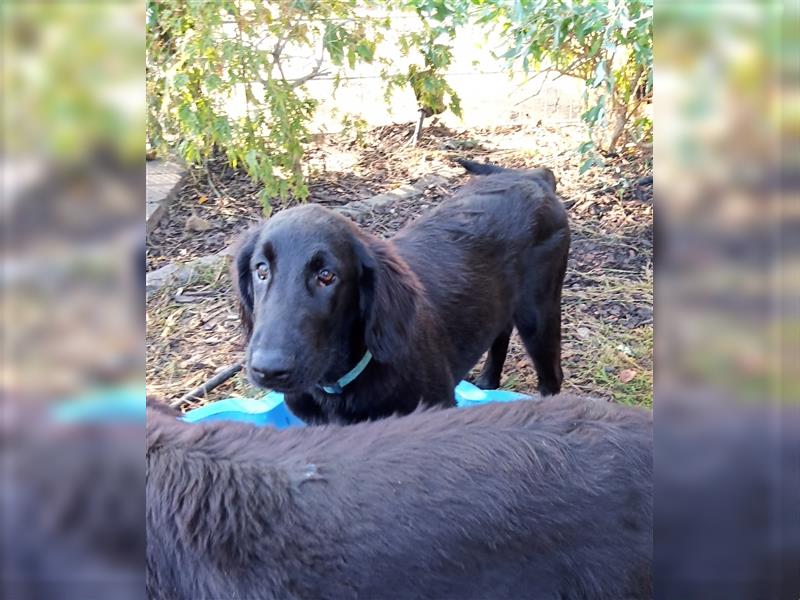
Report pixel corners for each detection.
[232,227,259,343]
[352,234,422,363]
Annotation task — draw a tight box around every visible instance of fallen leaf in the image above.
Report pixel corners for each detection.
[198,194,208,204]
[618,369,637,384]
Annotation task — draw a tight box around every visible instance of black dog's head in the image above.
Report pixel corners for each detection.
[233,204,422,393]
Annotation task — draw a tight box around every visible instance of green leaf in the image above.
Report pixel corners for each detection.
[324,23,345,65]
[173,72,190,88]
[355,40,375,62]
[260,191,273,217]
[579,157,597,174]
[502,46,521,60]
[552,19,562,49]
[433,3,453,21]
[591,61,607,88]
[582,103,602,124]
[206,73,223,91]
[244,149,259,173]
[177,104,192,124]
[449,93,463,118]
[588,36,603,58]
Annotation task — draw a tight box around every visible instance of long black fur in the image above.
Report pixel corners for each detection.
[146,396,653,600]
[233,159,570,424]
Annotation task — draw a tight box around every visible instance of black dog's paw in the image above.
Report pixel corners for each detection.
[473,375,501,390]
[537,382,562,397]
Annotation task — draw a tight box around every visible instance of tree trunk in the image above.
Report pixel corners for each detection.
[601,92,628,154]
[411,109,426,146]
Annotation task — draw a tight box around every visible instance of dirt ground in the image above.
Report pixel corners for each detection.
[146,121,653,409]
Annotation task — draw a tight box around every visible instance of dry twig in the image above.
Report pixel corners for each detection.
[172,363,243,408]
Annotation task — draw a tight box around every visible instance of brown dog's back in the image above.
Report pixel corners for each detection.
[147,396,652,599]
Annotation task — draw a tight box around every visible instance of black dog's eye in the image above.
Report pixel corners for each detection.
[317,269,336,286]
[255,263,270,281]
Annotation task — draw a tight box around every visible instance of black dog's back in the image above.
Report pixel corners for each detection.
[393,160,569,392]
[147,396,652,600]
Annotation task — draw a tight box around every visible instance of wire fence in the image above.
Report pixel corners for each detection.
[203,12,589,130]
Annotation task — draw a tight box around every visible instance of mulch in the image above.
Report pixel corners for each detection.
[146,120,653,407]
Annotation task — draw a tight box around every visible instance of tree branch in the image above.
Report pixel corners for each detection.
[231,0,256,125]
[514,54,597,106]
[289,43,328,88]
[514,69,555,105]
[271,17,294,66]
[265,15,328,88]
[172,363,243,408]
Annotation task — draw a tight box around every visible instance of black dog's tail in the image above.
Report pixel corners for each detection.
[454,158,510,176]
[455,157,558,193]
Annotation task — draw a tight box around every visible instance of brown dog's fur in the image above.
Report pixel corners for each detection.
[234,160,570,424]
[146,396,652,599]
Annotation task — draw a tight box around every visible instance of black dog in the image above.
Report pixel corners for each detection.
[146,396,653,600]
[234,159,570,423]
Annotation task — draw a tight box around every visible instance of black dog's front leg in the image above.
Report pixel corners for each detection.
[421,371,457,410]
[284,392,326,425]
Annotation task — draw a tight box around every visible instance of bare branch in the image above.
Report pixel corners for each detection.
[272,29,292,65]
[289,43,328,88]
[514,70,554,105]
[172,363,243,408]
[513,54,597,106]
[276,56,289,83]
[231,0,257,126]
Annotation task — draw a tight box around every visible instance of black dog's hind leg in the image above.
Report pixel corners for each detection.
[284,392,326,425]
[474,324,513,390]
[516,303,562,396]
[515,241,568,397]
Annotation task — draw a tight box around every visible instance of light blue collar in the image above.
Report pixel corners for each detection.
[319,350,372,394]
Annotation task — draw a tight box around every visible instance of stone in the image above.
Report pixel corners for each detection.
[146,160,185,233]
[185,215,212,232]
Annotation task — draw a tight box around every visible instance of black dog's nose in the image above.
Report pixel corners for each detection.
[250,349,295,384]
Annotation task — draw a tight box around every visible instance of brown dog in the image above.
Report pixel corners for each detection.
[234,159,570,424]
[146,396,652,600]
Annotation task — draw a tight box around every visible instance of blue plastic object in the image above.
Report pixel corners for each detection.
[181,393,305,428]
[453,380,530,407]
[48,381,531,428]
[182,380,530,428]
[51,385,146,423]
